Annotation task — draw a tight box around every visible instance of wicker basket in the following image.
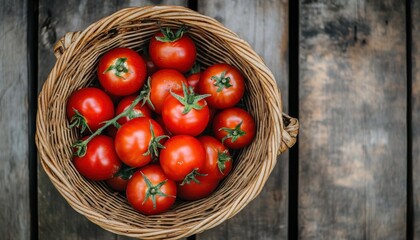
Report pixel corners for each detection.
[36,6,299,239]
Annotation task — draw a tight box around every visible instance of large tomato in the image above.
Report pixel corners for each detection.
[212,108,256,149]
[198,63,245,109]
[66,87,114,133]
[115,94,152,125]
[115,118,167,167]
[198,136,232,181]
[148,69,187,114]
[73,135,121,181]
[159,135,206,183]
[177,176,219,201]
[98,48,147,96]
[161,84,210,136]
[126,164,176,215]
[149,27,196,73]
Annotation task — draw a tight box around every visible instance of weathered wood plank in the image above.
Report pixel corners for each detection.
[37,1,187,239]
[197,0,289,239]
[0,0,31,239]
[299,0,407,239]
[412,0,420,238]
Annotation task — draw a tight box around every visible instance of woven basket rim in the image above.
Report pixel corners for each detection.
[36,5,299,239]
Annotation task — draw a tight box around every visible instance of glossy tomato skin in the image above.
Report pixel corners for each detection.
[66,87,114,132]
[126,164,176,215]
[73,135,122,181]
[198,136,232,181]
[149,69,188,114]
[177,176,219,201]
[149,31,196,73]
[161,92,210,136]
[212,108,256,149]
[98,48,147,96]
[198,63,245,109]
[160,135,206,181]
[115,94,152,125]
[187,72,201,90]
[115,118,166,167]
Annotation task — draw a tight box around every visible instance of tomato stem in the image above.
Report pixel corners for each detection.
[142,120,169,159]
[103,57,129,79]
[170,82,210,114]
[211,70,232,92]
[217,150,231,174]
[155,25,189,42]
[68,108,92,134]
[140,77,155,110]
[219,121,246,144]
[181,168,207,186]
[72,92,145,157]
[141,171,175,209]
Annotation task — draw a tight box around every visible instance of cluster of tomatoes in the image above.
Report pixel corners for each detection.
[66,27,255,215]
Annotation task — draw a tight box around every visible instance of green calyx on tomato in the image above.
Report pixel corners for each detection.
[114,164,137,180]
[72,92,144,157]
[155,25,188,43]
[219,121,246,144]
[104,57,129,79]
[139,77,155,110]
[217,150,231,174]
[143,121,169,159]
[170,83,210,114]
[181,168,207,186]
[69,108,92,134]
[141,171,175,209]
[211,70,232,92]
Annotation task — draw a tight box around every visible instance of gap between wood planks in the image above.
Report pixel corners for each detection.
[27,0,39,239]
[288,0,299,239]
[406,0,413,239]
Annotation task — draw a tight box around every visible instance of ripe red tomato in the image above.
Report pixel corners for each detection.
[105,165,137,192]
[198,63,245,109]
[177,176,219,201]
[149,28,196,73]
[160,135,206,182]
[212,108,256,149]
[73,135,121,181]
[126,164,176,215]
[161,85,210,136]
[187,72,201,90]
[198,136,232,181]
[115,118,167,167]
[115,94,152,125]
[97,48,147,96]
[66,87,114,133]
[148,69,188,114]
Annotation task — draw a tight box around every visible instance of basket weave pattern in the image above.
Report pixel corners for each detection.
[36,6,299,239]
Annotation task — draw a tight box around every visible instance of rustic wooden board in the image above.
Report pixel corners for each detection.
[37,1,187,239]
[197,0,290,239]
[299,0,407,239]
[413,0,420,238]
[0,1,31,239]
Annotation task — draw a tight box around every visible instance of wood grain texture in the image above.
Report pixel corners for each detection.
[299,0,407,239]
[37,1,187,239]
[0,0,31,239]
[412,0,420,238]
[197,0,289,239]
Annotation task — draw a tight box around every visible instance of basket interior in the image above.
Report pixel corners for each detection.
[43,14,278,237]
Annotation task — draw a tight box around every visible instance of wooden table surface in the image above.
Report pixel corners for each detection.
[1,0,418,239]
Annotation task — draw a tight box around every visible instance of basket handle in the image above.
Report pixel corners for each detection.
[53,31,81,59]
[278,113,299,155]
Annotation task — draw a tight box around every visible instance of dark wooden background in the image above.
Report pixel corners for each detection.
[0,0,418,239]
